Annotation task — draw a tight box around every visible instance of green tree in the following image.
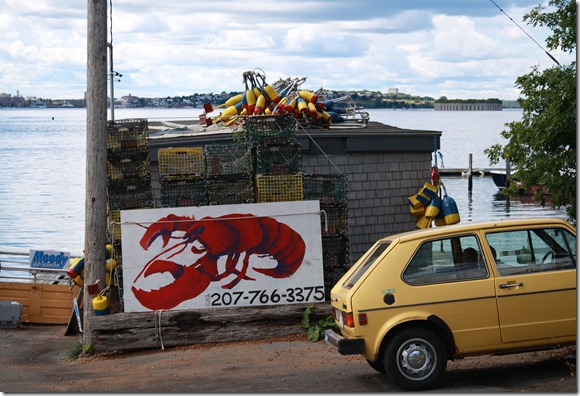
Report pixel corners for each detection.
[485,0,576,223]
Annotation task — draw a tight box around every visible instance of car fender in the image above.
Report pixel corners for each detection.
[367,310,456,361]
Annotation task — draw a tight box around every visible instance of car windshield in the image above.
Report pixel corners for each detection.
[342,241,391,289]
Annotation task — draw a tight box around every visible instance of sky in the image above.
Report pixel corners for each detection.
[0,0,575,100]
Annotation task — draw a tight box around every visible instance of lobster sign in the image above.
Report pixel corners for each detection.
[120,201,324,312]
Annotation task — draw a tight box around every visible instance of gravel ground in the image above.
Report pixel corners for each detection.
[0,324,576,393]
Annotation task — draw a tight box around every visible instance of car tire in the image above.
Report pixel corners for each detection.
[366,358,385,374]
[383,327,447,390]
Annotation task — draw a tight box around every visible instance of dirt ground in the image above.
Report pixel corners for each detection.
[0,324,576,393]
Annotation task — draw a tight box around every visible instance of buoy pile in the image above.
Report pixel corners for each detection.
[408,167,460,228]
[202,69,333,129]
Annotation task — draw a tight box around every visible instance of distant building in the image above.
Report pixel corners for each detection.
[388,88,399,95]
[434,101,502,111]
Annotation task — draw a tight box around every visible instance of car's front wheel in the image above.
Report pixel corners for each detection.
[383,327,447,390]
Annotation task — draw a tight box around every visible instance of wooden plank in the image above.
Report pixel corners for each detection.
[0,282,78,324]
[91,302,331,352]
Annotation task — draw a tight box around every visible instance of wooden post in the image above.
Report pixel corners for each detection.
[506,159,511,188]
[468,153,473,192]
[84,0,108,347]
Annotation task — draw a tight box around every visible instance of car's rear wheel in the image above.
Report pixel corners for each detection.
[366,358,385,373]
[383,327,447,390]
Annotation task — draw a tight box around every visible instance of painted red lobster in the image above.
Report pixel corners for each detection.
[132,213,306,310]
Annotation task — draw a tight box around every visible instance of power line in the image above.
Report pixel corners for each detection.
[489,0,560,65]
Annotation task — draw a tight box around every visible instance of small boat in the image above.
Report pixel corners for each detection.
[490,170,508,189]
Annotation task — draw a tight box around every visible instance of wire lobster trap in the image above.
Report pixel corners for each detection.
[322,235,351,270]
[108,188,153,211]
[160,176,207,208]
[245,113,296,145]
[206,175,255,205]
[109,210,122,242]
[303,174,348,206]
[107,119,149,151]
[108,146,150,164]
[158,147,205,177]
[255,174,304,203]
[320,204,349,238]
[107,158,151,181]
[255,141,302,175]
[205,142,254,177]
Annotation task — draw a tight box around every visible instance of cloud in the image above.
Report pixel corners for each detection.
[0,0,573,100]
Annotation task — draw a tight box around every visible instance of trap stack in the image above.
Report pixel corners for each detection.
[106,118,153,299]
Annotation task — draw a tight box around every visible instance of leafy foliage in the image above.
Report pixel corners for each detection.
[300,305,339,342]
[485,0,576,223]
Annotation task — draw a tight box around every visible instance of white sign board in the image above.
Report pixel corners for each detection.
[120,200,324,312]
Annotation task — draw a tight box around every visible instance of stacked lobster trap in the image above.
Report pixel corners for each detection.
[250,114,305,203]
[158,147,207,207]
[106,118,153,300]
[246,114,351,296]
[105,114,352,305]
[303,174,350,293]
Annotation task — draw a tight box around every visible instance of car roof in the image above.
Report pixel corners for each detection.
[380,218,574,244]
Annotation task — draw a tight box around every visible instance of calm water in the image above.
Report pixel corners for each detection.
[0,107,568,254]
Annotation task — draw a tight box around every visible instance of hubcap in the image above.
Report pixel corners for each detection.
[398,339,436,380]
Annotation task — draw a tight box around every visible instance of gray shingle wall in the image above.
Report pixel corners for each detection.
[302,152,432,262]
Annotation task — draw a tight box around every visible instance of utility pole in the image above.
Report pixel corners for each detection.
[84,0,108,347]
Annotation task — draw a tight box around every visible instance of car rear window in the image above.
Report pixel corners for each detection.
[342,241,391,289]
[403,235,488,285]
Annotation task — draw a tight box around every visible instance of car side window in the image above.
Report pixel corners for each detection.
[403,235,488,285]
[486,227,576,276]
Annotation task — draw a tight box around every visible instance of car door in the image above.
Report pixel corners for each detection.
[486,226,577,343]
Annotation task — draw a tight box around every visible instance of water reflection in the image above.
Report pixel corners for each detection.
[441,175,566,223]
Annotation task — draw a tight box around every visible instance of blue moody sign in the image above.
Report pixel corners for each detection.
[29,249,70,269]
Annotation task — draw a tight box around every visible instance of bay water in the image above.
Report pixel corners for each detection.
[0,107,568,255]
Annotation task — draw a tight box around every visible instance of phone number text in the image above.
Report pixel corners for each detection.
[207,286,325,307]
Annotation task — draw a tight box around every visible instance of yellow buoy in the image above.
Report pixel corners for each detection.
[299,90,318,103]
[105,258,116,273]
[410,205,426,217]
[425,196,441,218]
[92,295,110,316]
[243,89,256,114]
[254,94,266,115]
[224,93,243,107]
[416,216,431,229]
[421,182,439,199]
[264,85,280,103]
[408,194,426,210]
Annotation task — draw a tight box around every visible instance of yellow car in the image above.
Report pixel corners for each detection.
[324,218,576,390]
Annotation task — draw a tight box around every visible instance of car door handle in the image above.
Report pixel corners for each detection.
[499,282,523,289]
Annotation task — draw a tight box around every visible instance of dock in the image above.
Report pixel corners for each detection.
[438,168,504,176]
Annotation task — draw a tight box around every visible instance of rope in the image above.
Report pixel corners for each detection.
[320,209,328,234]
[154,310,165,350]
[112,210,325,227]
[295,122,344,176]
